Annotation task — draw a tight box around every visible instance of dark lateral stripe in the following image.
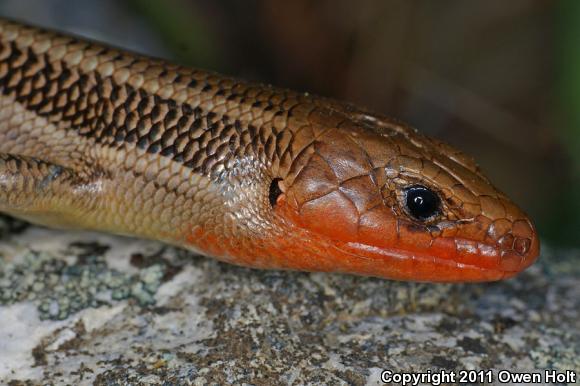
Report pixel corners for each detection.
[0,40,274,176]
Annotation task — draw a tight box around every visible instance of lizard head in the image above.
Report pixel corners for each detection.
[265,108,540,282]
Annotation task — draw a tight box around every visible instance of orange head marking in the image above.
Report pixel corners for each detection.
[188,107,539,283]
[265,112,539,282]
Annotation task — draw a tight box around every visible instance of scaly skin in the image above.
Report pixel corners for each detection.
[0,18,539,282]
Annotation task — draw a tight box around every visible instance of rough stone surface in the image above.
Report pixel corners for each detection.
[0,2,575,386]
[0,215,578,385]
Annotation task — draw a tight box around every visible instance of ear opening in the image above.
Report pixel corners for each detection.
[269,178,283,207]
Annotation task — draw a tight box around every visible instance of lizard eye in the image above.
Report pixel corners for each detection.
[404,185,441,221]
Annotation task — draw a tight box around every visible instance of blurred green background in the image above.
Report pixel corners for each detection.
[0,0,577,247]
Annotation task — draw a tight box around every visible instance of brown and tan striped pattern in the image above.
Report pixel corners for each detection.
[0,18,539,282]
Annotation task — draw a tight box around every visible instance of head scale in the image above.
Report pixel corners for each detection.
[261,108,539,282]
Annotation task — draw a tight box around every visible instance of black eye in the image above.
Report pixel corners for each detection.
[404,185,440,221]
[269,178,283,207]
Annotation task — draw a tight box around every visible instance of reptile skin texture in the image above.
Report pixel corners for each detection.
[0,18,539,282]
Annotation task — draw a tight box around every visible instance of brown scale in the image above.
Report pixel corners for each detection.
[0,17,539,282]
[0,40,281,181]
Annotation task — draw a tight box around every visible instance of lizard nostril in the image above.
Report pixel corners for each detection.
[498,218,539,275]
[514,237,530,255]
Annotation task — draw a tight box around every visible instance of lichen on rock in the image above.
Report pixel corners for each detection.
[0,216,578,385]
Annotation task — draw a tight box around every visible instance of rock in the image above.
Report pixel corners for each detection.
[0,216,578,385]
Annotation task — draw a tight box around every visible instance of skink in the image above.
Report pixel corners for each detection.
[0,18,539,282]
